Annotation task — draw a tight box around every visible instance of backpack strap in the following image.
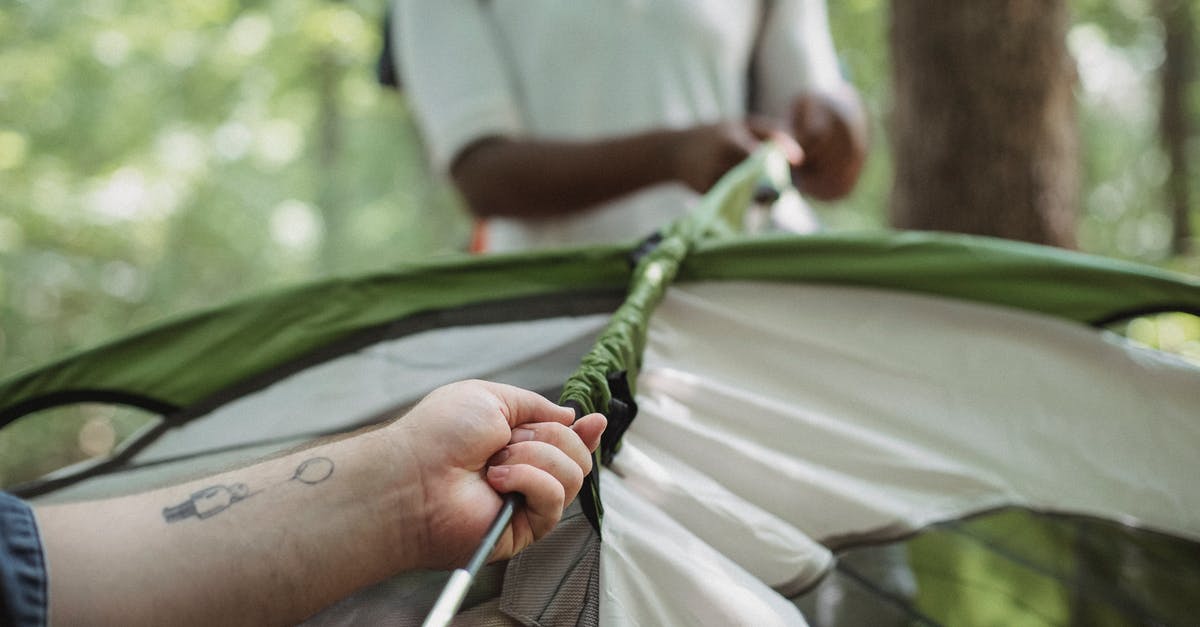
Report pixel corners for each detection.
[378,1,493,91]
[746,0,775,112]
[376,4,399,89]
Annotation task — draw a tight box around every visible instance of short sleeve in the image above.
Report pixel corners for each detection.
[394,0,526,173]
[752,0,844,119]
[0,492,48,627]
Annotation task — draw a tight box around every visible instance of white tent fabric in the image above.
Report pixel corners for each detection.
[594,280,1199,625]
[600,472,811,626]
[637,282,1200,542]
[609,437,832,594]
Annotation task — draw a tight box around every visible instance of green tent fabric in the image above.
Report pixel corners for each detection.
[3,232,1198,430]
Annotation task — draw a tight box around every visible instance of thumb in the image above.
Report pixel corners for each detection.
[571,413,607,454]
[481,381,575,429]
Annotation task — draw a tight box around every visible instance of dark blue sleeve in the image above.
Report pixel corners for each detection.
[0,492,47,627]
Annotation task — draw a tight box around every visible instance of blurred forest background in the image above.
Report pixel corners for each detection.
[1,0,1198,484]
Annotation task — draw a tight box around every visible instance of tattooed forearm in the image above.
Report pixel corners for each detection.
[161,457,335,523]
[163,483,252,522]
[291,457,334,484]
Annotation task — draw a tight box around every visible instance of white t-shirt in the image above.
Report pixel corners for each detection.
[395,0,842,251]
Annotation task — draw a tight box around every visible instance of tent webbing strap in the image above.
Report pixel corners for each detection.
[558,146,792,531]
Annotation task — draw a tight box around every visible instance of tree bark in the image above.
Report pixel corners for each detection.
[889,1,1079,248]
[1158,0,1195,255]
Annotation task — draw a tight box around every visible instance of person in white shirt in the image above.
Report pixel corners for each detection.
[394,0,868,252]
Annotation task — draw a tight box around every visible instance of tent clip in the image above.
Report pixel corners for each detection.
[627,231,664,268]
[600,370,638,466]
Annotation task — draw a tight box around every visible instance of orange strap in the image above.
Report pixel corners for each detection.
[468,219,489,254]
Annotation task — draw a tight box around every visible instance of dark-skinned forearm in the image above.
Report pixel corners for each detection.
[450,130,685,219]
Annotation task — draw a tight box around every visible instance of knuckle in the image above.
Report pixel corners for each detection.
[509,439,553,463]
[565,464,585,494]
[541,421,573,441]
[549,479,566,509]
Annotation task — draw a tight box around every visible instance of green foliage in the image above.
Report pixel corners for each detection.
[1071,0,1184,261]
[822,0,891,231]
[0,0,468,382]
[1125,312,1200,362]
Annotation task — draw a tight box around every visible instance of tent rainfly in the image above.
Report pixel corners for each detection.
[3,151,1200,626]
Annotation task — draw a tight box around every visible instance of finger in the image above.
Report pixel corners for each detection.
[491,440,586,501]
[502,422,595,475]
[480,381,575,429]
[746,117,804,166]
[571,413,607,454]
[771,130,804,166]
[487,464,566,541]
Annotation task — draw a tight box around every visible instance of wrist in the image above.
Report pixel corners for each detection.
[348,426,429,573]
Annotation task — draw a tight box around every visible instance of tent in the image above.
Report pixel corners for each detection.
[3,151,1200,625]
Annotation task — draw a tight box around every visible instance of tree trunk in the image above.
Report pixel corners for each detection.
[889,1,1079,248]
[1158,0,1195,255]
